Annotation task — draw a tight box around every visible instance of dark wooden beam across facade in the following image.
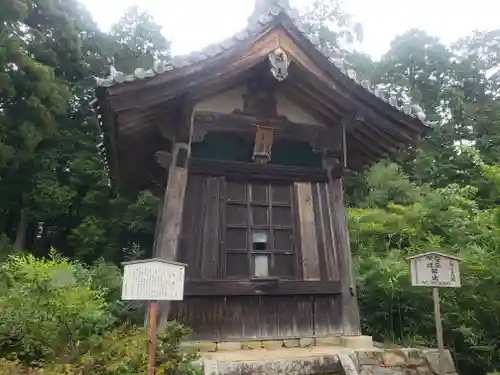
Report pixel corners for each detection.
[184,280,342,296]
[189,158,337,182]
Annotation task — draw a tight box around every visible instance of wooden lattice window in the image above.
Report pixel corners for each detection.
[224,181,296,279]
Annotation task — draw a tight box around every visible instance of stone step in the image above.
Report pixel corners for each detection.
[201,349,348,375]
[196,347,460,375]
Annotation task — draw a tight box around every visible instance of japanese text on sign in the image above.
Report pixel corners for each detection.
[409,253,461,288]
[122,260,185,301]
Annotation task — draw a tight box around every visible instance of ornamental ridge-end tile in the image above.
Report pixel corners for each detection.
[154,63,165,74]
[373,86,384,99]
[144,69,156,78]
[133,68,145,79]
[346,69,356,80]
[235,30,250,41]
[269,5,282,16]
[258,14,273,24]
[221,37,236,49]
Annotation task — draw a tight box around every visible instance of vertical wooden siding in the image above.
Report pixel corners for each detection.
[169,295,345,340]
[174,176,350,340]
[295,182,340,282]
[181,177,342,284]
[179,175,222,280]
[327,177,361,335]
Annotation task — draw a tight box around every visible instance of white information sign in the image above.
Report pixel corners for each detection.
[121,258,186,301]
[408,252,461,288]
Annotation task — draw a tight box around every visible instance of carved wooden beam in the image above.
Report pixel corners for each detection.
[192,111,342,156]
[189,158,338,182]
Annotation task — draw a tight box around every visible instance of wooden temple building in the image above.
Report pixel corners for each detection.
[92,0,430,343]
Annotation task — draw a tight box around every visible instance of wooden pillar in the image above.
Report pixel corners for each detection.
[324,157,361,335]
[153,102,194,328]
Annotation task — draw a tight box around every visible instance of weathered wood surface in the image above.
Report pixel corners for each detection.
[179,175,223,280]
[293,182,341,282]
[169,295,344,340]
[327,176,361,335]
[192,111,342,156]
[184,280,341,296]
[155,149,190,327]
[173,174,356,338]
[189,158,336,182]
[155,144,191,261]
[295,182,320,280]
[313,182,340,281]
[180,175,344,285]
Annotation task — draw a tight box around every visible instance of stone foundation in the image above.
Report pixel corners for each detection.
[347,348,459,375]
[182,335,374,353]
[196,345,459,375]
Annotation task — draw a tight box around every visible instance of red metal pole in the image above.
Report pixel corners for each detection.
[148,300,158,375]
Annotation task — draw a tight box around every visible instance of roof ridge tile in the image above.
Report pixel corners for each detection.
[93,4,432,127]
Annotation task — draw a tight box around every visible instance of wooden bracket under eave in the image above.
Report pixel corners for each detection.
[322,154,345,179]
[252,125,275,164]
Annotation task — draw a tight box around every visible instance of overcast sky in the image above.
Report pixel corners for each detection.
[82,0,500,59]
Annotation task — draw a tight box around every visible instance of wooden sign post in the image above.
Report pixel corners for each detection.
[408,252,461,375]
[121,258,187,375]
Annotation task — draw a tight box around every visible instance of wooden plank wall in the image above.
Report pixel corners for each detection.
[179,177,342,284]
[173,175,351,340]
[295,182,340,283]
[169,295,345,340]
[178,175,222,280]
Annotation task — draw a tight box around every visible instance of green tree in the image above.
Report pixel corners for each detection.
[110,5,171,73]
[298,0,362,57]
[0,0,81,251]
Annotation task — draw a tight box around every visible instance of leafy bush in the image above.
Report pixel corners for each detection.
[0,249,115,364]
[0,251,200,375]
[352,162,500,374]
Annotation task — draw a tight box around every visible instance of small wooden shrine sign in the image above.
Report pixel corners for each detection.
[408,252,461,288]
[407,252,462,375]
[121,258,187,375]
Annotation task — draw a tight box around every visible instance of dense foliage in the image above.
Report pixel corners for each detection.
[0,251,200,374]
[1,0,500,374]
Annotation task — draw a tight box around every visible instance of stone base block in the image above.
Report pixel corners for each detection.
[341,335,374,349]
[381,349,406,366]
[423,349,457,374]
[241,340,262,350]
[261,339,284,350]
[283,338,300,348]
[299,337,315,347]
[316,335,342,346]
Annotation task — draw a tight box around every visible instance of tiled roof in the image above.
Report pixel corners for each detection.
[94,4,294,87]
[93,1,431,125]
